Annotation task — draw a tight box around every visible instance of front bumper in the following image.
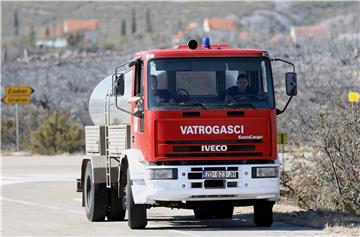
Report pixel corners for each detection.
[132,163,279,204]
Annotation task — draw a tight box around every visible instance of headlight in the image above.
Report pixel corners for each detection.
[252,167,279,178]
[147,168,178,180]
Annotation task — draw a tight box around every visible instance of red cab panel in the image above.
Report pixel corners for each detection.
[146,109,276,162]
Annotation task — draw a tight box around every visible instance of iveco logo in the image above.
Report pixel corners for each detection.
[201,145,228,152]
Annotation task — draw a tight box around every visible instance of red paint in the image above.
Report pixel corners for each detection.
[132,109,277,163]
[130,44,276,163]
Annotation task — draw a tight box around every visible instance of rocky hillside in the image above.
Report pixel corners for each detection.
[1,1,359,150]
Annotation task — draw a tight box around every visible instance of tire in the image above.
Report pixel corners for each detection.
[106,186,126,221]
[253,201,273,227]
[84,161,107,221]
[126,169,147,229]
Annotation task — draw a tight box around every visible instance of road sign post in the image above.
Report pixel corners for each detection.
[2,86,34,151]
[16,104,19,151]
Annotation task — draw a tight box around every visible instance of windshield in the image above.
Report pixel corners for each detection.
[147,57,274,110]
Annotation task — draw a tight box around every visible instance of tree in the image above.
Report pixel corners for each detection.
[131,8,136,34]
[121,19,126,36]
[1,116,16,151]
[14,10,19,36]
[30,111,84,155]
[45,27,50,37]
[29,26,36,46]
[290,87,360,215]
[145,8,152,33]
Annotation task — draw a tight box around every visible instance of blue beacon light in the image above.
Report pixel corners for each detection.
[202,37,211,49]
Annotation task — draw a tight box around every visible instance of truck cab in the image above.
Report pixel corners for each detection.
[79,40,297,229]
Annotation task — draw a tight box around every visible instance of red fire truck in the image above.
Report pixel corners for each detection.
[77,39,297,229]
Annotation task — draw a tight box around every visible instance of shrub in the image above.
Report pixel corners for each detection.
[30,111,84,155]
[1,116,16,151]
[289,87,360,215]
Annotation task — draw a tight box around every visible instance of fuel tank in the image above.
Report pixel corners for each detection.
[89,74,131,125]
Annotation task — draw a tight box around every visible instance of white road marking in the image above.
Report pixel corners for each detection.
[1,197,83,216]
[39,205,62,210]
[1,197,36,206]
[73,198,82,202]
[65,210,84,215]
[168,229,204,237]
[1,174,77,186]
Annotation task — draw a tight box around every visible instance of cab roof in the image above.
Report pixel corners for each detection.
[135,44,269,59]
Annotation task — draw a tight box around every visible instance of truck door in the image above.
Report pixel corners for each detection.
[131,60,146,152]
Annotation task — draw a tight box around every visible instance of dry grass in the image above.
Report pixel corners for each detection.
[236,202,360,235]
[324,224,360,236]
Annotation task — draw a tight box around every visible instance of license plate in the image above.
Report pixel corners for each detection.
[202,171,237,179]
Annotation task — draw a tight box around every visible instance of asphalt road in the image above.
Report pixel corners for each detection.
[0,155,340,236]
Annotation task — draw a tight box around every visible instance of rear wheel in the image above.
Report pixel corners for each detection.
[126,169,147,229]
[254,201,273,227]
[84,162,107,221]
[106,185,126,221]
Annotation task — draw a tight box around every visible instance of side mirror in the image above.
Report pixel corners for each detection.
[128,59,139,68]
[286,72,297,96]
[133,110,144,118]
[113,73,125,96]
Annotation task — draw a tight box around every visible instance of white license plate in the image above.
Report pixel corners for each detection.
[202,171,237,179]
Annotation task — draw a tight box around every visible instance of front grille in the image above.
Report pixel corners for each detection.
[190,195,236,198]
[204,180,225,189]
[191,182,202,188]
[188,173,202,179]
[204,167,227,171]
[183,112,200,117]
[227,181,237,188]
[227,111,245,116]
[150,160,274,165]
[173,145,255,152]
[165,152,263,158]
[165,139,263,144]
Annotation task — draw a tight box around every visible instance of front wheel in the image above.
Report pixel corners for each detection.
[253,201,274,227]
[126,169,147,229]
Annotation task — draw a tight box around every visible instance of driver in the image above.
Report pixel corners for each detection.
[225,73,255,102]
[150,75,175,105]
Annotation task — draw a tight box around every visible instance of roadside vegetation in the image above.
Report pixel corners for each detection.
[279,88,360,230]
[290,88,360,215]
[30,111,84,155]
[236,204,360,235]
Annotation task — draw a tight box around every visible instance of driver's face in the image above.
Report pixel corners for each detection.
[237,78,249,92]
[151,78,158,90]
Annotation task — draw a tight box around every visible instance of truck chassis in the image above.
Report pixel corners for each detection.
[78,124,278,229]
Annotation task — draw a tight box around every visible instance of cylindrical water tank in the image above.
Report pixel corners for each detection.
[88,73,132,125]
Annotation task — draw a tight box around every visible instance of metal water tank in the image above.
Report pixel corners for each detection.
[88,73,132,125]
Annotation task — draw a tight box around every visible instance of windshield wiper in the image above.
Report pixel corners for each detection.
[225,102,255,109]
[177,102,207,110]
